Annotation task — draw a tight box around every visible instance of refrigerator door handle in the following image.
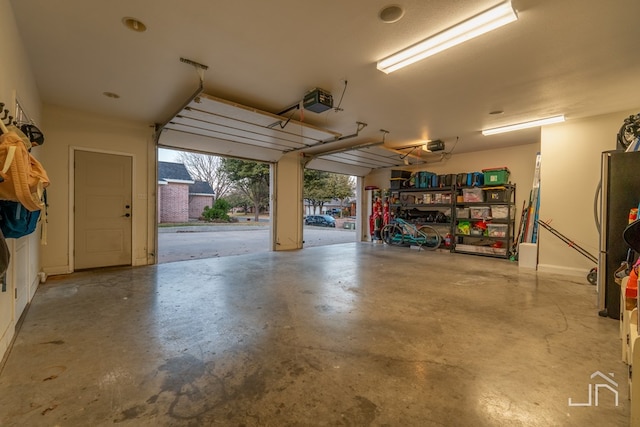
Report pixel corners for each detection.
[594,180,601,232]
[597,152,609,313]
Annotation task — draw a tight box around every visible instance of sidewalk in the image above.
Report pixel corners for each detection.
[158,224,268,233]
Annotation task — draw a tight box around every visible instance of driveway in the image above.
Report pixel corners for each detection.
[158,224,358,263]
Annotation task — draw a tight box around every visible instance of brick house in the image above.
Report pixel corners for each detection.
[188,181,216,219]
[158,162,215,223]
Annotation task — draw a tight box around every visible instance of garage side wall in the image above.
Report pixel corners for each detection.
[0,0,44,362]
[538,109,638,276]
[40,105,156,274]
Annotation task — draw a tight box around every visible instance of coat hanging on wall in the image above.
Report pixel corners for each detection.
[0,100,50,243]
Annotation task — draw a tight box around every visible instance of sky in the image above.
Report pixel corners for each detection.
[158,148,181,162]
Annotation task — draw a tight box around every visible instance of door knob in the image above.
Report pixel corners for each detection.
[123,213,130,217]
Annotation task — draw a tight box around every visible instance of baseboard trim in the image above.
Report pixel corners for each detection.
[537,263,590,277]
[42,266,73,276]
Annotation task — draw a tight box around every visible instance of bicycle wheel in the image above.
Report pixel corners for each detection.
[416,225,442,250]
[617,116,639,150]
[381,224,404,246]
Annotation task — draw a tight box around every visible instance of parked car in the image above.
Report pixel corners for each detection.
[305,215,336,227]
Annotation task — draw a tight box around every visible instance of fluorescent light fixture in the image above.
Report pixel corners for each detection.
[482,115,566,136]
[377,1,517,74]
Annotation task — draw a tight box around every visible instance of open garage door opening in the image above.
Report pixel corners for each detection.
[157,148,361,263]
[157,147,272,263]
[302,169,358,248]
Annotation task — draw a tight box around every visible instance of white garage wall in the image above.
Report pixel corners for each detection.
[538,109,638,276]
[0,0,43,362]
[40,105,157,275]
[0,1,40,122]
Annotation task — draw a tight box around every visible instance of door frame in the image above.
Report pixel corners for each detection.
[69,146,136,272]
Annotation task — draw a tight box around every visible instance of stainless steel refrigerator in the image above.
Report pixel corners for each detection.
[598,150,640,319]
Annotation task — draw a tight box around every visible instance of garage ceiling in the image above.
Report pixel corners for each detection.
[9,0,640,175]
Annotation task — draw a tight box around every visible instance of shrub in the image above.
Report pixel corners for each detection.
[202,198,231,222]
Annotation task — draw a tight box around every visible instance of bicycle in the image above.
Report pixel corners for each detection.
[617,113,640,150]
[380,218,441,250]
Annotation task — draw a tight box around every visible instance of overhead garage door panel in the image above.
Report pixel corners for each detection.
[160,128,285,163]
[166,120,299,153]
[305,158,374,177]
[159,92,421,175]
[183,95,339,143]
[160,93,342,163]
[170,113,311,150]
[320,147,406,168]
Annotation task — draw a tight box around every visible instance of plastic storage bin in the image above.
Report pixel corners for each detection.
[470,206,490,219]
[462,188,484,202]
[487,224,508,237]
[456,207,470,218]
[483,168,510,185]
[390,170,412,189]
[490,205,511,219]
[416,171,435,189]
[484,187,511,202]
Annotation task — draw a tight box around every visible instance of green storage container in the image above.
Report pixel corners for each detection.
[482,167,510,185]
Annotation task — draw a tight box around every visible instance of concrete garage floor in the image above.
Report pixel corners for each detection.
[0,243,629,426]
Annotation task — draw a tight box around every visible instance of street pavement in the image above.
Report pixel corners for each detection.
[157,224,357,263]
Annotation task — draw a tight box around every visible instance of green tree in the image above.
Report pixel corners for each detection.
[221,159,270,222]
[326,174,354,216]
[304,170,354,215]
[225,190,251,214]
[304,169,330,214]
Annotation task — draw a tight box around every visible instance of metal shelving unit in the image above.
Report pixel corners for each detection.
[452,184,516,259]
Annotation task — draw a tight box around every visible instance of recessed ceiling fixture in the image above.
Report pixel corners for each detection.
[103,92,120,99]
[377,1,517,74]
[379,5,405,23]
[489,110,504,115]
[482,115,565,136]
[122,17,147,33]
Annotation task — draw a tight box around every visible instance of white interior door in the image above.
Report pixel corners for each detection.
[74,150,132,270]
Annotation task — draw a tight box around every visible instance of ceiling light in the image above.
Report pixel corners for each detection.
[122,17,147,33]
[379,5,405,24]
[482,115,565,136]
[377,1,517,74]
